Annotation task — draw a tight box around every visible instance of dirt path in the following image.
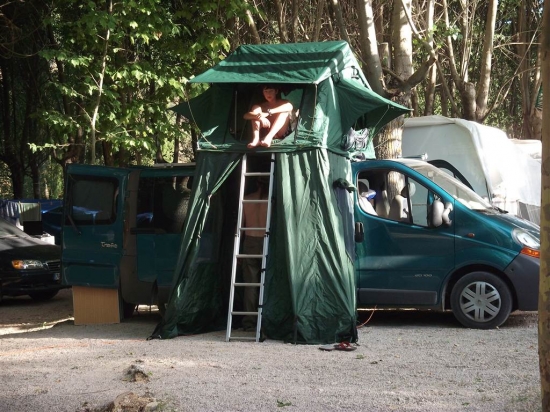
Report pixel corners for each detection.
[0,288,541,411]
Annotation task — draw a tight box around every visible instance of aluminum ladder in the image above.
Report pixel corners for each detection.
[226,153,275,342]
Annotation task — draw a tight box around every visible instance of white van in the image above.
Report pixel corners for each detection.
[402,115,541,224]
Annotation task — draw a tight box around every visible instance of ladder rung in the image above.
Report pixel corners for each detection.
[228,336,257,341]
[236,254,264,259]
[232,311,259,316]
[244,172,271,177]
[242,199,269,204]
[239,226,267,231]
[233,282,261,287]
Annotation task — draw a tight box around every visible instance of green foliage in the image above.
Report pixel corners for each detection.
[37,0,248,166]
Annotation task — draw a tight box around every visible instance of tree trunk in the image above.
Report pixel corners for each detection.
[538,2,550,408]
[30,158,41,199]
[330,0,350,43]
[356,0,386,96]
[385,0,414,158]
[518,0,532,139]
[475,0,498,121]
[313,0,327,41]
[244,0,262,44]
[290,0,300,42]
[424,0,436,115]
[90,0,113,164]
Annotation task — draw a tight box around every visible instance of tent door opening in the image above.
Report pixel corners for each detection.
[226,153,275,342]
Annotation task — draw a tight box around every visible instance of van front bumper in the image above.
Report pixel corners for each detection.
[503,253,540,311]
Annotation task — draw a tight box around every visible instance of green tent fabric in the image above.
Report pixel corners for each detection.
[191,41,368,85]
[152,41,410,344]
[172,41,409,155]
[152,149,357,343]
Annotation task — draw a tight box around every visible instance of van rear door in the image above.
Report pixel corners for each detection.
[62,165,129,288]
[131,166,193,303]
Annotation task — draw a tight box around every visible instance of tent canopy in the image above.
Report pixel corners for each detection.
[191,41,370,85]
[173,41,409,155]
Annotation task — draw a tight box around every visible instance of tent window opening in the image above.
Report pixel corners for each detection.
[232,84,305,144]
[67,176,118,225]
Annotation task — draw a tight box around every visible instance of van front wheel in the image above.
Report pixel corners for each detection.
[450,271,512,329]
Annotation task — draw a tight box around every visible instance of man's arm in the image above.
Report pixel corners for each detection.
[243,105,266,120]
[268,100,293,115]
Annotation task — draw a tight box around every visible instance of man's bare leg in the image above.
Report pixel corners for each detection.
[260,113,290,147]
[247,119,262,148]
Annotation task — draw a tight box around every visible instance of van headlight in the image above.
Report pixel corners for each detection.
[12,260,45,270]
[512,229,540,258]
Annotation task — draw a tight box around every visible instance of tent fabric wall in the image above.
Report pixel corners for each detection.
[153,152,242,339]
[152,150,357,344]
[263,149,356,343]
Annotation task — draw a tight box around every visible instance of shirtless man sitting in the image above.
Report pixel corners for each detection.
[244,85,293,148]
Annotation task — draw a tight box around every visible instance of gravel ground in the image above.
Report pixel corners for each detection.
[0,288,542,412]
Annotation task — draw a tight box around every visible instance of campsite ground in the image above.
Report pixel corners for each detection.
[0,288,541,412]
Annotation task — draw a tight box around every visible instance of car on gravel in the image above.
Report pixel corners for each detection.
[0,218,66,302]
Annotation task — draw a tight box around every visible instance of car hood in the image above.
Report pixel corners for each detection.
[480,210,540,239]
[0,235,61,260]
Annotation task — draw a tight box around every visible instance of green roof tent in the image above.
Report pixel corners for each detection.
[152,41,409,343]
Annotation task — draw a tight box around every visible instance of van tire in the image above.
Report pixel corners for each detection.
[122,300,137,319]
[450,271,512,329]
[157,300,167,316]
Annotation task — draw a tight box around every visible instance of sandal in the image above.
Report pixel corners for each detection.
[333,341,356,351]
[318,341,357,351]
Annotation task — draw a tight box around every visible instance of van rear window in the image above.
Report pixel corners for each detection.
[66,175,118,225]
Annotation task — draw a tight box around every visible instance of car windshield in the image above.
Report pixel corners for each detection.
[409,163,493,211]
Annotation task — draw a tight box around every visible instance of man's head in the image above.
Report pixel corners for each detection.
[262,84,280,100]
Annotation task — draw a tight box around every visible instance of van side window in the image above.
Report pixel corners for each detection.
[357,170,430,227]
[137,176,191,233]
[408,178,428,226]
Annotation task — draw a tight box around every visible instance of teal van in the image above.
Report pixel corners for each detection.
[62,163,193,316]
[353,158,540,329]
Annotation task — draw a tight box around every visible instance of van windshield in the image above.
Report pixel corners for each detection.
[410,163,493,211]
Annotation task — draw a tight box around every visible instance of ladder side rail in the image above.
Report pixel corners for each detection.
[255,153,276,341]
[226,154,248,341]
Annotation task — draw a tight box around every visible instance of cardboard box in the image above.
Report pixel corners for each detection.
[72,286,121,325]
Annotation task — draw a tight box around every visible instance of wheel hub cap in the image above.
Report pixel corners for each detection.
[460,281,501,323]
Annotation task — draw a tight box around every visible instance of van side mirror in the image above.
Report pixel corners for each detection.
[355,222,364,242]
[430,200,453,228]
